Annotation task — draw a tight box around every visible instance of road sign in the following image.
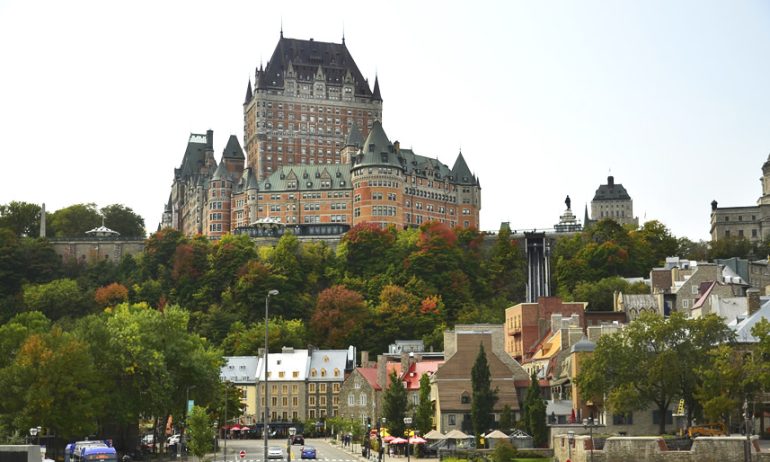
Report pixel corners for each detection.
[239,451,246,459]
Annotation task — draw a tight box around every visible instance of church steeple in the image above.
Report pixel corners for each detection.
[372,75,382,102]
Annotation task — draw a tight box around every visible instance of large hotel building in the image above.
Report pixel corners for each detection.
[163,34,481,238]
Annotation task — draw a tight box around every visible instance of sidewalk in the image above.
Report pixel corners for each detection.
[332,439,433,462]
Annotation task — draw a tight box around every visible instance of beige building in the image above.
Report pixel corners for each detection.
[585,175,638,228]
[710,154,770,242]
[221,356,259,424]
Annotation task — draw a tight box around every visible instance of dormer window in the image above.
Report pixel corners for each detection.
[369,144,375,153]
[381,153,388,162]
[461,393,470,404]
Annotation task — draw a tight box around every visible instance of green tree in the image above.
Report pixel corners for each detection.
[572,276,647,311]
[382,370,407,437]
[101,204,146,237]
[339,223,397,278]
[49,203,102,237]
[23,278,93,320]
[522,371,546,445]
[414,373,433,435]
[470,344,498,445]
[498,404,514,433]
[186,405,214,459]
[0,201,42,237]
[695,345,750,422]
[0,327,102,439]
[483,225,526,305]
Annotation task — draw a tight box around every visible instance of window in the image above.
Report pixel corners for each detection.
[652,410,673,425]
[683,299,690,309]
[309,383,316,393]
[320,383,327,393]
[692,285,699,295]
[359,394,367,406]
[612,413,633,425]
[333,383,340,393]
[448,415,456,426]
[309,396,316,406]
[461,393,470,404]
[292,384,298,394]
[348,393,355,406]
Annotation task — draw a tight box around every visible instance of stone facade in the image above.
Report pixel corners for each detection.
[710,154,770,241]
[586,175,638,228]
[50,238,145,263]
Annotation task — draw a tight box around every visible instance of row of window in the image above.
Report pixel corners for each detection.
[724,229,758,238]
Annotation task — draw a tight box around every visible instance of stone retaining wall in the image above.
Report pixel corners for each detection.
[552,435,769,462]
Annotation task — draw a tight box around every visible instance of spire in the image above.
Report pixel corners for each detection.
[345,122,364,148]
[451,151,474,184]
[342,22,345,45]
[222,135,245,159]
[280,18,283,38]
[372,74,382,101]
[245,79,253,104]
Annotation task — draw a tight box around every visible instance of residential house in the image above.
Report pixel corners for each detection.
[221,356,258,424]
[257,347,309,429]
[504,297,587,363]
[307,347,356,420]
[432,324,529,433]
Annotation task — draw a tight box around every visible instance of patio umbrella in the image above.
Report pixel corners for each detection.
[443,429,471,440]
[383,436,396,443]
[389,437,408,444]
[408,436,427,444]
[240,426,250,431]
[231,424,242,431]
[484,430,509,439]
[423,430,445,440]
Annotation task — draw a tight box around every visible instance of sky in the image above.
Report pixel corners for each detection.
[1,0,769,241]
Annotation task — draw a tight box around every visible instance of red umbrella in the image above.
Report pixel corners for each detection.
[408,436,427,444]
[241,426,250,431]
[383,436,395,443]
[231,424,242,431]
[389,437,408,444]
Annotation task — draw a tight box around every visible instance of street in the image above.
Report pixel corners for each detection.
[210,438,361,462]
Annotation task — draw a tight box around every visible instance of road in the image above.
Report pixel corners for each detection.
[211,438,361,462]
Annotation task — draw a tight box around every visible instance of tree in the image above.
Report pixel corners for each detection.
[23,278,93,319]
[695,345,749,422]
[0,327,102,439]
[382,370,408,438]
[576,312,733,434]
[522,371,546,446]
[49,203,102,237]
[572,276,647,311]
[483,226,526,305]
[470,343,498,445]
[498,404,514,433]
[414,373,433,435]
[186,405,214,459]
[339,223,397,277]
[309,285,368,348]
[94,283,129,308]
[0,201,42,237]
[101,204,146,237]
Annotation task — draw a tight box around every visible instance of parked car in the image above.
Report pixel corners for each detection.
[291,435,305,445]
[688,422,728,438]
[267,446,283,460]
[300,446,316,460]
[167,434,181,446]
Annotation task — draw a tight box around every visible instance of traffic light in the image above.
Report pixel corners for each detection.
[367,417,372,430]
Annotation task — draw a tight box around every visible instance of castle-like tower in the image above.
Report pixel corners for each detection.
[585,175,638,228]
[163,35,481,239]
[243,33,382,180]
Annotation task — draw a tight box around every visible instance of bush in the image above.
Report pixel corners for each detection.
[491,441,517,462]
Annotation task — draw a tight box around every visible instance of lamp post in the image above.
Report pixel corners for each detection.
[264,290,279,462]
[181,385,196,458]
[403,417,412,462]
[567,431,574,462]
[743,398,751,462]
[223,381,229,462]
[583,417,597,462]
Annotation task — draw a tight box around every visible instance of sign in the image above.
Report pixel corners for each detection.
[677,399,685,415]
[239,451,246,459]
[187,400,194,414]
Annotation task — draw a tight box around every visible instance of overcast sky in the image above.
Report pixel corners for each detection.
[2,0,769,241]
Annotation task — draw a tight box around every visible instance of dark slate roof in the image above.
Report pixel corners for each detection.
[372,75,382,101]
[222,135,245,159]
[257,36,373,97]
[352,121,401,169]
[400,149,453,180]
[211,161,228,181]
[234,168,259,194]
[260,164,351,192]
[345,122,364,147]
[593,175,631,201]
[451,151,476,185]
[570,336,596,353]
[245,80,253,104]
[177,132,211,178]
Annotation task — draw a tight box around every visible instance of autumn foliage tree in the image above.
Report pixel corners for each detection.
[94,282,129,308]
[310,285,368,348]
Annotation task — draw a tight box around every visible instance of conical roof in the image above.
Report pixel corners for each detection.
[346,122,364,147]
[372,75,382,101]
[245,80,253,104]
[451,151,475,184]
[211,160,228,181]
[222,135,245,159]
[352,121,400,169]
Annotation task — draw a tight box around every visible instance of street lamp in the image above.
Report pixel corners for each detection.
[403,417,412,462]
[583,417,598,462]
[567,431,574,462]
[264,290,279,462]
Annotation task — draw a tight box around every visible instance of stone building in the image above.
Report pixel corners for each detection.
[710,154,770,242]
[163,35,481,238]
[306,347,356,420]
[243,33,382,180]
[584,175,638,228]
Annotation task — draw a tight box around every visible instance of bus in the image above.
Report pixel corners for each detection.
[66,441,117,462]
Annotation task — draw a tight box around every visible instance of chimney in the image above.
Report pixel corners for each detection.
[361,351,369,367]
[376,355,387,390]
[206,129,214,149]
[551,314,563,333]
[748,289,760,315]
[608,175,614,186]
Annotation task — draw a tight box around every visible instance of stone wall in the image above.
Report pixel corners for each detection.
[0,445,44,462]
[552,434,769,462]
